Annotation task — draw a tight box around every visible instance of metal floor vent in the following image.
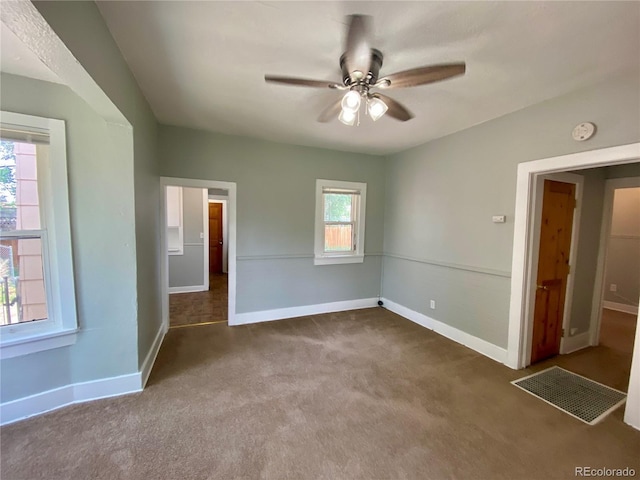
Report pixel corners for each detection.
[512,366,627,425]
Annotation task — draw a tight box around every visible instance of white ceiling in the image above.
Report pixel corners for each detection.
[0,23,62,85]
[96,1,639,155]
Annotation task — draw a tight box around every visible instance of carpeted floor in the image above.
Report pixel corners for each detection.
[1,308,639,479]
[169,273,228,327]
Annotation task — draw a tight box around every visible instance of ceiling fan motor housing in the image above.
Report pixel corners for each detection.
[340,49,384,87]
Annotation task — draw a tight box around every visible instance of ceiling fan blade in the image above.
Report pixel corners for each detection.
[372,93,414,121]
[265,75,341,89]
[380,63,466,88]
[344,15,372,82]
[317,98,343,123]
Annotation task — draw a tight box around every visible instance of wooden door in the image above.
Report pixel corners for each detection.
[209,203,223,274]
[531,180,576,364]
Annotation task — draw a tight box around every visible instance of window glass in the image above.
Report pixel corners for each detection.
[0,237,48,325]
[324,224,353,252]
[0,140,48,326]
[324,193,353,222]
[0,141,41,233]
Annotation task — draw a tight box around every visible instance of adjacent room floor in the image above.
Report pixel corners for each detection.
[169,273,228,327]
[2,307,638,479]
[531,308,637,392]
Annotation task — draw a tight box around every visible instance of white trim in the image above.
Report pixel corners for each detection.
[202,189,209,289]
[511,366,626,425]
[522,172,584,365]
[168,285,208,294]
[0,329,77,359]
[381,298,507,364]
[314,255,364,265]
[233,298,378,326]
[140,324,166,388]
[161,177,236,329]
[560,331,591,354]
[603,302,639,315]
[590,176,640,346]
[626,310,640,430]
[314,179,367,266]
[507,143,640,370]
[505,142,640,431]
[1,372,142,426]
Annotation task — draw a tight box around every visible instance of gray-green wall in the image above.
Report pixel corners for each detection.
[382,70,640,348]
[0,73,139,402]
[169,187,206,289]
[158,126,386,313]
[34,1,163,369]
[605,186,640,308]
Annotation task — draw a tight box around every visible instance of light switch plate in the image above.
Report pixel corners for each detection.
[492,215,506,223]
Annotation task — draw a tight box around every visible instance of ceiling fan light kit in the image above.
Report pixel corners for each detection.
[338,108,357,126]
[367,96,388,121]
[265,14,466,126]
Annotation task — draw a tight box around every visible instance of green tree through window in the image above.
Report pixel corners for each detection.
[324,193,353,222]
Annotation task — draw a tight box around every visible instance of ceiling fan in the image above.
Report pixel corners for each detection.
[265,15,466,126]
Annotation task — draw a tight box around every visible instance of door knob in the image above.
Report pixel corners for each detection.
[537,285,548,290]
[219,241,223,245]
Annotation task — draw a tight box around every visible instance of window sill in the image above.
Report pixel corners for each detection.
[314,254,364,265]
[0,328,78,359]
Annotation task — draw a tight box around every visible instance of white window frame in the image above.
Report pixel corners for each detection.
[0,111,78,359]
[314,179,366,265]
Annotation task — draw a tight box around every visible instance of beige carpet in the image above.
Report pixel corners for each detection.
[1,308,639,479]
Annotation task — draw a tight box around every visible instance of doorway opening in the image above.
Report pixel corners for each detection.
[206,190,229,323]
[160,177,236,331]
[507,142,640,428]
[587,179,640,391]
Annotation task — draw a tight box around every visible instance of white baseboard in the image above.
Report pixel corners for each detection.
[1,371,141,426]
[603,301,639,315]
[560,331,591,354]
[169,285,207,294]
[141,324,167,388]
[380,298,508,365]
[232,298,379,326]
[1,325,167,426]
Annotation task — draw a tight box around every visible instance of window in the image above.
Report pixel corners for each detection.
[314,179,366,265]
[0,112,78,359]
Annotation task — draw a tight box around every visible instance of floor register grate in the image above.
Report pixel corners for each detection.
[511,366,627,425]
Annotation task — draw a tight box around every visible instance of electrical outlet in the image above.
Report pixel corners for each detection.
[610,284,617,292]
[200,232,204,239]
[430,300,436,309]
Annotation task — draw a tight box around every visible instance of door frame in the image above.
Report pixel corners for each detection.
[589,176,640,346]
[525,172,584,364]
[202,189,210,290]
[506,142,640,429]
[160,177,237,328]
